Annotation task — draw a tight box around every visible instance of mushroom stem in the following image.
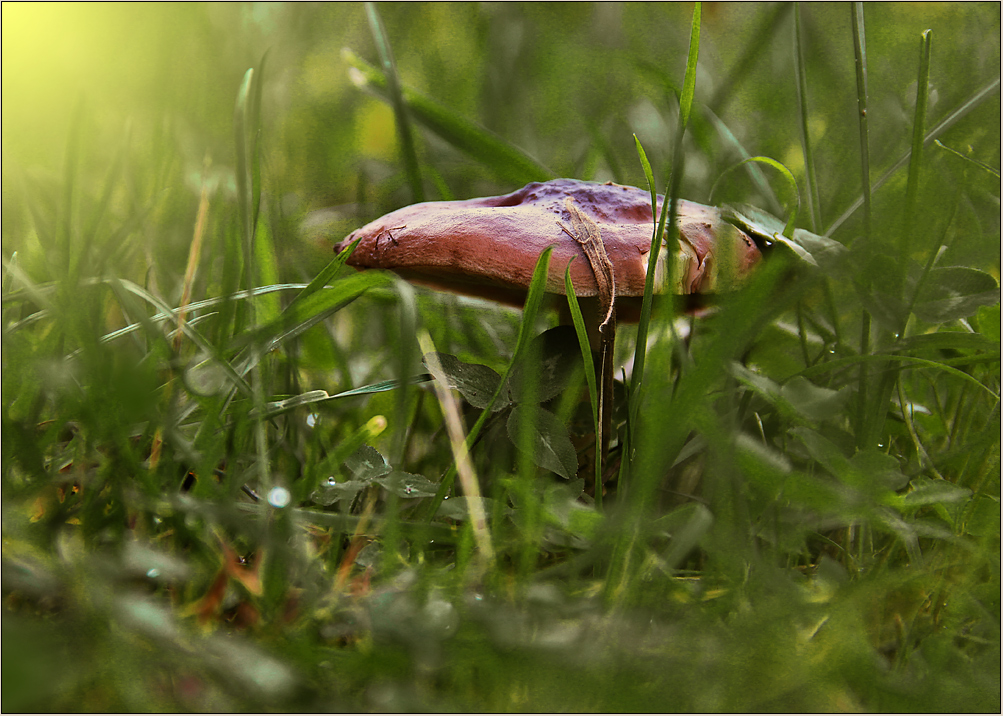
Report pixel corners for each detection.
[573,296,615,488]
[597,320,615,477]
[561,197,618,491]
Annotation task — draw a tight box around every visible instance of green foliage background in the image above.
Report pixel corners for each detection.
[2,3,1000,712]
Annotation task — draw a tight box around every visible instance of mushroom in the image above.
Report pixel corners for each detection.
[335,179,760,316]
[334,179,761,482]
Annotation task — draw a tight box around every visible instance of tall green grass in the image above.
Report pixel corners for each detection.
[2,3,999,711]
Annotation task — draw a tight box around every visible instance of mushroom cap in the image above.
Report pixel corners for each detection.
[334,179,761,312]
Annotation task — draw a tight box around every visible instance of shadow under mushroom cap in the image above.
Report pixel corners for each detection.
[334,179,762,315]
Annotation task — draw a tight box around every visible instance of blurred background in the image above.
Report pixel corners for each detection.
[3,2,999,290]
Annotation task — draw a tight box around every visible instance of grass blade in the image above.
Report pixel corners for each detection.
[285,236,362,314]
[175,155,212,352]
[628,134,672,466]
[419,331,494,572]
[634,135,657,215]
[564,259,602,508]
[391,277,419,465]
[629,1,702,436]
[364,2,424,202]
[850,3,872,242]
[934,139,1000,178]
[710,156,800,237]
[329,374,434,400]
[249,272,393,354]
[344,48,554,186]
[250,52,268,233]
[901,30,932,256]
[234,69,256,289]
[850,2,875,450]
[234,63,274,500]
[794,2,821,231]
[704,108,786,216]
[678,1,702,130]
[73,283,324,347]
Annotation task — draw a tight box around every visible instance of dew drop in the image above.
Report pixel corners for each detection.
[146,568,160,579]
[404,485,413,494]
[306,413,318,428]
[326,476,337,486]
[267,486,291,508]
